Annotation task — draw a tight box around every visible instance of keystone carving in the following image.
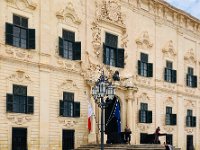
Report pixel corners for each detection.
[136,31,153,49]
[7,70,32,84]
[7,114,32,125]
[184,48,196,64]
[6,0,37,10]
[162,40,176,58]
[58,118,78,127]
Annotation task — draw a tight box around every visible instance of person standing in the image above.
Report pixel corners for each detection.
[125,125,131,144]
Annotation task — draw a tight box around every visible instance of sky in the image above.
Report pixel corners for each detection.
[165,0,200,19]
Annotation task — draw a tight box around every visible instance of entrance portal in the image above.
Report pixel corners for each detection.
[105,96,121,144]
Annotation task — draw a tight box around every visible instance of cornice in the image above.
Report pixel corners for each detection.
[121,0,200,37]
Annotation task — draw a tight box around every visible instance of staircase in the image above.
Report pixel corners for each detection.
[76,144,181,150]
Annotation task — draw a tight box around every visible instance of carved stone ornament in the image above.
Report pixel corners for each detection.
[163,82,176,90]
[56,2,81,25]
[57,58,81,72]
[138,93,150,102]
[162,40,176,58]
[5,46,34,60]
[7,114,32,125]
[184,48,196,64]
[95,0,125,29]
[7,70,32,84]
[184,100,195,109]
[136,31,153,49]
[91,21,102,56]
[136,75,151,86]
[137,123,150,132]
[185,128,194,134]
[58,79,79,97]
[163,126,174,133]
[58,118,78,127]
[6,0,37,10]
[164,97,174,106]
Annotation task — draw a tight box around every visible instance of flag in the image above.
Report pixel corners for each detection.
[88,103,93,132]
[113,100,121,133]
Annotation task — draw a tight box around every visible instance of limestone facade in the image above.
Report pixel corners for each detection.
[0,0,200,150]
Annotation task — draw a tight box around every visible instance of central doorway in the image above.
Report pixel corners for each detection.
[105,96,121,144]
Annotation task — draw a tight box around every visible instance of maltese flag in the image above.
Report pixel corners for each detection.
[88,103,93,132]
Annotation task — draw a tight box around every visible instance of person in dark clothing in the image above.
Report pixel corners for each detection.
[125,125,131,144]
[154,126,161,144]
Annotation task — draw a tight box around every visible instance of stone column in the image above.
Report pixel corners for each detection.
[125,86,137,144]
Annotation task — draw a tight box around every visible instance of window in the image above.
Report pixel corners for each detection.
[59,30,81,60]
[164,61,176,83]
[166,134,173,145]
[165,107,176,125]
[138,53,153,77]
[103,33,124,68]
[12,128,27,150]
[186,109,196,127]
[62,130,75,150]
[139,103,152,123]
[5,15,35,49]
[6,85,34,114]
[186,67,197,88]
[59,92,80,117]
[187,135,194,150]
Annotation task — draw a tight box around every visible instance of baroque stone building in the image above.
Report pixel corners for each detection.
[0,0,200,150]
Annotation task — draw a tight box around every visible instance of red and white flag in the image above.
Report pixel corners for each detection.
[88,103,93,132]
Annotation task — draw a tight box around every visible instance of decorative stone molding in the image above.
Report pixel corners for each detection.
[7,114,32,125]
[184,48,196,64]
[6,0,37,10]
[5,46,34,60]
[163,82,176,90]
[56,58,81,72]
[136,75,151,86]
[164,97,174,106]
[137,123,150,132]
[163,126,174,133]
[7,70,32,84]
[138,92,150,102]
[185,128,194,134]
[95,0,126,30]
[56,2,81,25]
[91,21,102,56]
[162,40,176,58]
[185,87,195,95]
[58,118,78,127]
[184,100,195,109]
[135,31,153,49]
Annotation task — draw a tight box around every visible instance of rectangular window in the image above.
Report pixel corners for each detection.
[59,30,81,60]
[59,92,80,117]
[103,33,124,68]
[186,67,197,88]
[186,109,196,127]
[5,15,35,49]
[138,53,153,77]
[139,103,152,123]
[12,128,27,150]
[166,134,173,145]
[164,61,176,83]
[6,85,34,114]
[165,107,176,125]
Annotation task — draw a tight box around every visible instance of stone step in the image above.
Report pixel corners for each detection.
[76,144,181,150]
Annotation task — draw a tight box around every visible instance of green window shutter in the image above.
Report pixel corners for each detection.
[171,114,177,125]
[166,114,171,125]
[192,116,196,127]
[186,74,189,86]
[186,116,191,127]
[116,48,124,68]
[139,110,143,123]
[28,29,35,49]
[5,23,14,46]
[103,43,107,64]
[6,94,13,112]
[59,37,64,57]
[147,111,152,123]
[192,75,197,88]
[138,60,141,75]
[164,68,167,81]
[73,41,81,60]
[172,70,177,83]
[27,96,34,114]
[73,102,80,117]
[59,100,64,116]
[147,63,153,77]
